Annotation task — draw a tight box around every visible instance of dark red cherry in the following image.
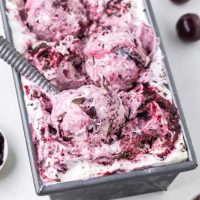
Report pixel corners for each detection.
[176,14,200,42]
[194,195,200,200]
[0,132,4,166]
[170,0,189,4]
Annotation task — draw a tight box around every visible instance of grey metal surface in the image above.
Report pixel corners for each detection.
[50,173,178,200]
[0,36,59,95]
[0,0,197,198]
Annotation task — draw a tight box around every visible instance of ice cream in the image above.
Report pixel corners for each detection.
[18,0,88,41]
[82,0,134,22]
[120,83,182,159]
[6,0,188,185]
[84,27,151,91]
[51,85,126,138]
[25,36,87,90]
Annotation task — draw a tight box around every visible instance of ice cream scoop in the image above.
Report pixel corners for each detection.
[0,36,59,95]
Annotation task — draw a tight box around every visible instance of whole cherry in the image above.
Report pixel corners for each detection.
[170,0,190,4]
[176,13,200,42]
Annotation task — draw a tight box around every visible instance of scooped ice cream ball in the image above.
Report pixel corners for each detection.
[84,29,150,91]
[19,0,88,41]
[51,85,126,139]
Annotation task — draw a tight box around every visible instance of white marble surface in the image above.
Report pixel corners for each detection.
[0,1,199,200]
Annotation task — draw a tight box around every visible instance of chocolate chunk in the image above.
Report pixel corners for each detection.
[115,47,130,57]
[37,49,50,58]
[48,125,57,135]
[115,128,123,140]
[157,97,168,109]
[115,151,132,160]
[126,82,137,92]
[103,83,109,91]
[72,97,86,105]
[86,106,97,119]
[87,126,94,134]
[115,47,146,68]
[87,125,99,134]
[73,58,83,73]
[145,94,155,103]
[95,81,101,88]
[137,110,151,120]
[194,195,200,200]
[29,43,48,54]
[147,136,157,148]
[26,23,33,32]
[63,136,72,142]
[138,143,145,149]
[59,163,68,172]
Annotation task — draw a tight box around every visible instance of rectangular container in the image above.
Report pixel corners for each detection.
[0,0,197,199]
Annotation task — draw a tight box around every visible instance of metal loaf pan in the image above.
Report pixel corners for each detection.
[0,0,197,199]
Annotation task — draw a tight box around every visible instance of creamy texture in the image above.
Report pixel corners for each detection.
[6,0,188,185]
[20,0,88,41]
[84,29,150,91]
[51,85,126,137]
[25,38,87,90]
